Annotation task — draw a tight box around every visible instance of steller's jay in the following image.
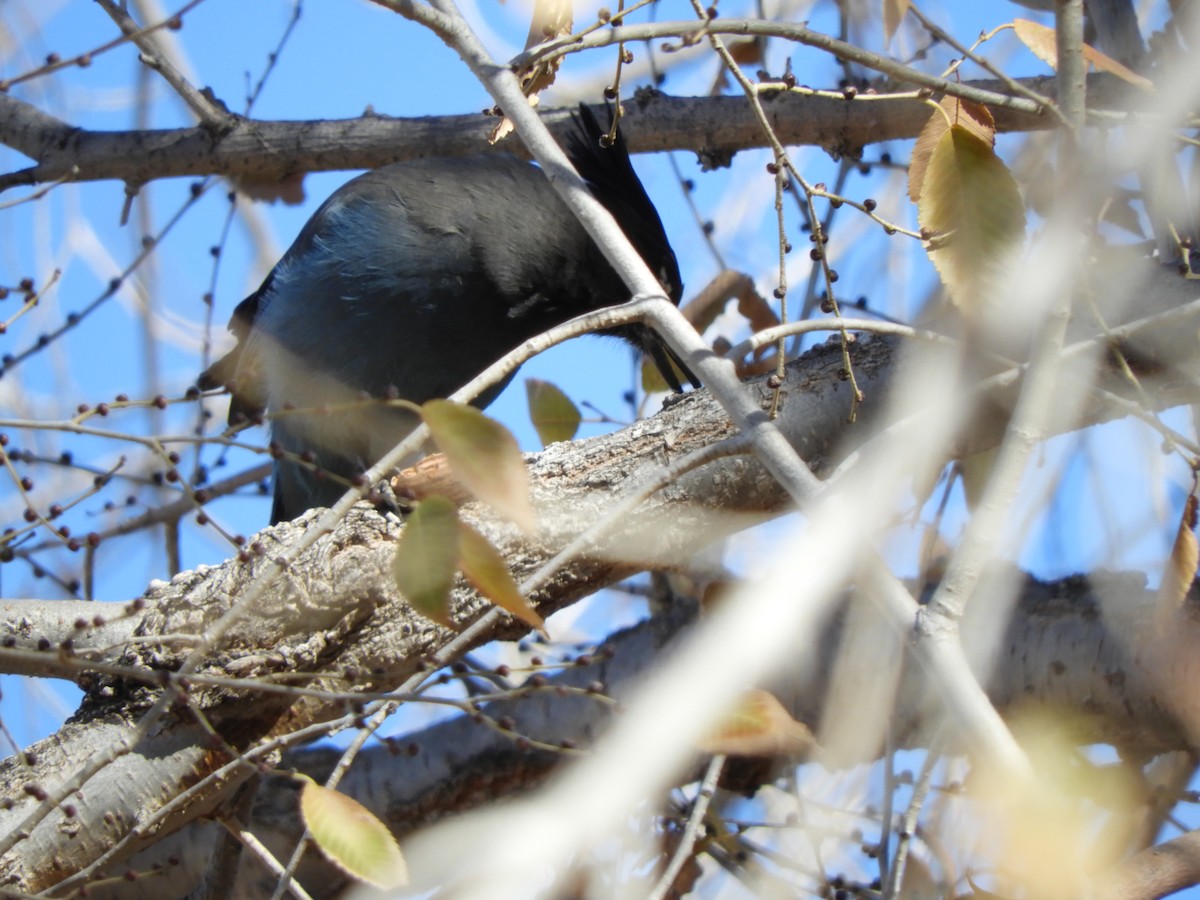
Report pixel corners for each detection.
[199,105,690,524]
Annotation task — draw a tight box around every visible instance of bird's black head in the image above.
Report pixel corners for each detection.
[565,104,695,390]
[566,105,683,306]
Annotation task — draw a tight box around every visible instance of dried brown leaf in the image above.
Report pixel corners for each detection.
[491,0,574,143]
[1157,493,1199,628]
[726,37,763,66]
[233,172,307,205]
[458,519,545,633]
[883,0,911,46]
[697,690,817,758]
[1013,18,1154,92]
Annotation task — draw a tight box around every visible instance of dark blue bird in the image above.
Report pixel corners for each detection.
[199,106,690,523]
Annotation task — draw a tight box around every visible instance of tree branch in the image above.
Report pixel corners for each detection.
[0,249,1197,889]
[98,568,1200,898]
[0,75,1135,192]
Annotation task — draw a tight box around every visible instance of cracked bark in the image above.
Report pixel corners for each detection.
[0,253,1198,892]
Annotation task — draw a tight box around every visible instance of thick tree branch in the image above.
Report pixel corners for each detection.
[97,568,1200,898]
[0,75,1135,192]
[1099,829,1200,900]
[0,251,1197,889]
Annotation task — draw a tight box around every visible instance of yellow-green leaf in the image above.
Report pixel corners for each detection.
[1013,18,1154,92]
[917,125,1026,311]
[392,495,460,627]
[641,356,670,395]
[697,690,817,758]
[908,97,996,202]
[421,400,536,532]
[525,378,581,446]
[299,780,408,889]
[458,519,546,633]
[641,351,690,395]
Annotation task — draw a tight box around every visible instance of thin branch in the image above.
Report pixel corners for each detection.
[648,755,725,900]
[0,0,209,93]
[93,0,234,129]
[1054,0,1088,134]
[512,18,1045,114]
[213,820,309,900]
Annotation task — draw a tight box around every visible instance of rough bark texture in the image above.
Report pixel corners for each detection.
[0,75,1135,192]
[1,252,1198,893]
[74,570,1200,899]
